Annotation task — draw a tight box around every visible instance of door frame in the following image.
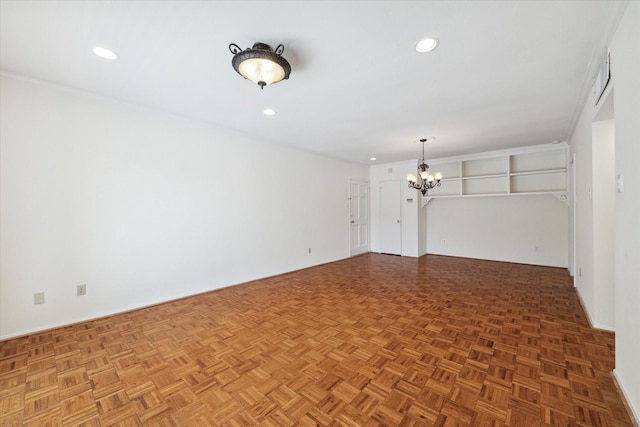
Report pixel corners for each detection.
[349,178,370,257]
[379,179,402,255]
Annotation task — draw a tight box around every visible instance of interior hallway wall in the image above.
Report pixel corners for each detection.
[0,74,368,339]
[426,195,569,268]
[609,1,640,421]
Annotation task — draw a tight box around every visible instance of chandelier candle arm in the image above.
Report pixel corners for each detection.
[407,138,443,196]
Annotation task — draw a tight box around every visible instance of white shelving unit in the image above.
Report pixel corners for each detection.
[509,150,567,194]
[422,144,568,204]
[462,156,509,195]
[425,161,461,197]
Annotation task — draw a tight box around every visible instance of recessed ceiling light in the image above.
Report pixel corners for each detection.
[93,47,119,60]
[415,38,439,53]
[263,108,276,116]
[370,157,377,161]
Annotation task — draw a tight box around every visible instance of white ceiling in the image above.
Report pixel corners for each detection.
[0,1,627,164]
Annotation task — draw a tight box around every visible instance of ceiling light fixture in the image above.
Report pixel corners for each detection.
[407,138,443,196]
[93,46,119,60]
[415,38,439,53]
[229,42,291,90]
[263,108,276,116]
[370,157,377,161]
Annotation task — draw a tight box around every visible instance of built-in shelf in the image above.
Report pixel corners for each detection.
[509,168,566,177]
[461,173,508,180]
[423,145,568,204]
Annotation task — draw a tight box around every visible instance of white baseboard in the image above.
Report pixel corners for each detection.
[612,369,640,426]
[574,286,615,331]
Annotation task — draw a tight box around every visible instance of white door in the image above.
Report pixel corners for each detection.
[380,180,402,255]
[350,179,369,256]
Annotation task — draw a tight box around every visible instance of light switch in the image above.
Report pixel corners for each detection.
[617,174,624,193]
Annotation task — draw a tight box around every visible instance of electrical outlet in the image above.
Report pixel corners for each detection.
[34,292,45,305]
[77,284,86,296]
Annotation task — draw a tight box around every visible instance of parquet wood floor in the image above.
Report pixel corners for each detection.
[0,254,635,426]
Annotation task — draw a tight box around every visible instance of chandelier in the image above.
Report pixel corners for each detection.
[407,138,443,195]
[229,42,291,90]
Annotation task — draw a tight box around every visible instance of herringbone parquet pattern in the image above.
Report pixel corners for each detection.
[0,254,634,426]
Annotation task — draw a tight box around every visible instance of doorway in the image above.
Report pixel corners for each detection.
[349,179,369,256]
[380,180,402,255]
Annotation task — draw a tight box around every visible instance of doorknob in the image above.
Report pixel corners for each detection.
[397,220,400,223]
[351,220,355,223]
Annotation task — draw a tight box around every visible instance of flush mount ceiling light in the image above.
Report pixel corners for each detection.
[407,138,443,196]
[415,38,439,53]
[263,108,276,116]
[92,46,119,60]
[229,42,291,90]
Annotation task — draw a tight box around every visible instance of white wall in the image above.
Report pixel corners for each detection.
[426,195,569,267]
[0,74,368,339]
[570,92,597,324]
[610,1,640,421]
[592,118,615,329]
[570,92,617,330]
[370,156,569,267]
[569,2,639,420]
[418,191,427,257]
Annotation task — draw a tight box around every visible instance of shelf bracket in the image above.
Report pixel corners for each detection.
[553,193,569,205]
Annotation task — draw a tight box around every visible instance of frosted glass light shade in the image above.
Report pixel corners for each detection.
[238,58,286,86]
